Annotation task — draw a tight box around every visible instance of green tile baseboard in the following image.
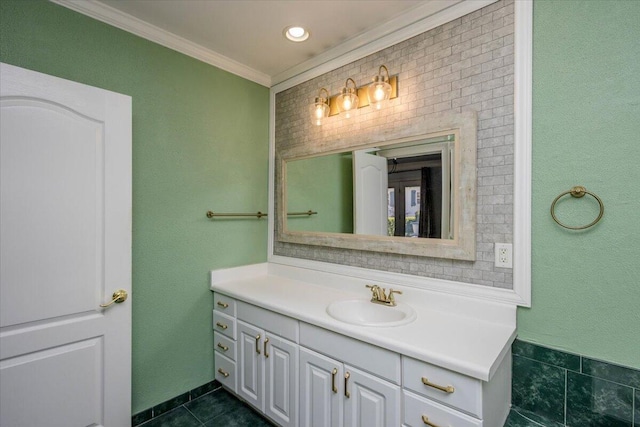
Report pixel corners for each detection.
[512,339,639,427]
[132,380,220,426]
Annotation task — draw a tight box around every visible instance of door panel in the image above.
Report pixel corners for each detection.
[0,62,132,426]
[237,320,263,409]
[299,347,343,427]
[344,366,400,427]
[1,99,104,327]
[0,338,103,426]
[264,334,297,427]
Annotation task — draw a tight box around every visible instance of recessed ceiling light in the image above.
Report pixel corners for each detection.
[284,26,309,42]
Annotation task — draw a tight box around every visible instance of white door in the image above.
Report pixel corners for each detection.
[344,366,400,427]
[237,320,263,409]
[264,333,297,427]
[299,348,343,427]
[0,63,132,426]
[353,150,388,235]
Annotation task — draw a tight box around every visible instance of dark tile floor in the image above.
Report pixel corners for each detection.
[138,387,273,427]
[139,387,552,427]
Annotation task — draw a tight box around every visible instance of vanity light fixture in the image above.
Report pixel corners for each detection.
[284,26,309,42]
[312,65,398,125]
[311,88,330,126]
[336,78,359,118]
[367,65,392,110]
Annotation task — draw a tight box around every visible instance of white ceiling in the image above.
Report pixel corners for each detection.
[55,0,464,86]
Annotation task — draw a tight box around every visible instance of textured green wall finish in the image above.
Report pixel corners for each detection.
[0,0,269,412]
[521,0,640,369]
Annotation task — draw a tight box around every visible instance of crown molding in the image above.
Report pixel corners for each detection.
[50,0,497,89]
[50,0,272,87]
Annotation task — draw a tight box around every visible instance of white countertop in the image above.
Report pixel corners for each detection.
[210,263,516,382]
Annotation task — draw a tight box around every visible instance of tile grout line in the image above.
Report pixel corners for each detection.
[183,404,205,426]
[563,368,567,426]
[514,354,638,390]
[512,408,548,427]
[132,380,221,426]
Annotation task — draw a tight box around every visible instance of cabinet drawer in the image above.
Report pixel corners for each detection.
[403,356,482,417]
[403,390,481,427]
[214,293,236,316]
[213,311,236,340]
[214,332,236,360]
[237,301,298,342]
[215,353,237,393]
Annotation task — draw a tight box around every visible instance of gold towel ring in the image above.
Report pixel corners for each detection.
[550,186,604,230]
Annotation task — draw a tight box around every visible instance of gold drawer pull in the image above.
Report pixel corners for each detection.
[217,342,229,352]
[255,334,261,354]
[344,372,351,398]
[421,377,454,393]
[331,368,338,393]
[264,337,270,358]
[421,415,443,427]
[217,368,229,378]
[217,301,229,309]
[215,322,228,330]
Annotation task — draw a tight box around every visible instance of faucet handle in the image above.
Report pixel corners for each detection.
[366,284,381,301]
[388,289,402,305]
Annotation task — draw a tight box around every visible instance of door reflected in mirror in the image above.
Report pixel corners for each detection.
[285,133,455,240]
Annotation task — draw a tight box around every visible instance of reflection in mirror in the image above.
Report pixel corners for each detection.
[286,134,455,240]
[277,111,477,260]
[286,152,353,234]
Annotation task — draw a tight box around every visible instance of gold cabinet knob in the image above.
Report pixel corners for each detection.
[100,289,128,308]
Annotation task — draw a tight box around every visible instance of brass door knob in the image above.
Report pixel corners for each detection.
[100,289,128,308]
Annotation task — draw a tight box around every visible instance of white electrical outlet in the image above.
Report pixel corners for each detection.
[495,243,513,268]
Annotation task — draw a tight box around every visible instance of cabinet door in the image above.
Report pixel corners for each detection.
[344,365,401,427]
[264,334,298,427]
[237,320,263,410]
[299,348,343,427]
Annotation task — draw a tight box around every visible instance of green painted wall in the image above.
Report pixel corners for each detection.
[0,0,269,412]
[286,153,353,233]
[521,0,640,369]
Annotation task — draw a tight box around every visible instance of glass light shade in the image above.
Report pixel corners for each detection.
[336,79,359,119]
[311,97,330,126]
[367,77,392,110]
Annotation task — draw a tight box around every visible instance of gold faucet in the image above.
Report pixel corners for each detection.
[366,285,402,306]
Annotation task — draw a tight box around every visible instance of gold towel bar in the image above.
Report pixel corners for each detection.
[206,210,317,219]
[550,186,604,230]
[206,211,266,218]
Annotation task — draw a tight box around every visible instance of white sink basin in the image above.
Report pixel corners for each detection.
[326,299,416,327]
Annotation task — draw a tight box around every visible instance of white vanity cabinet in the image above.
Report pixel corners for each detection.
[235,300,299,427]
[211,269,514,427]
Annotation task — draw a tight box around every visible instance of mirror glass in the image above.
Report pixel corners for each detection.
[285,134,455,240]
[276,112,477,260]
